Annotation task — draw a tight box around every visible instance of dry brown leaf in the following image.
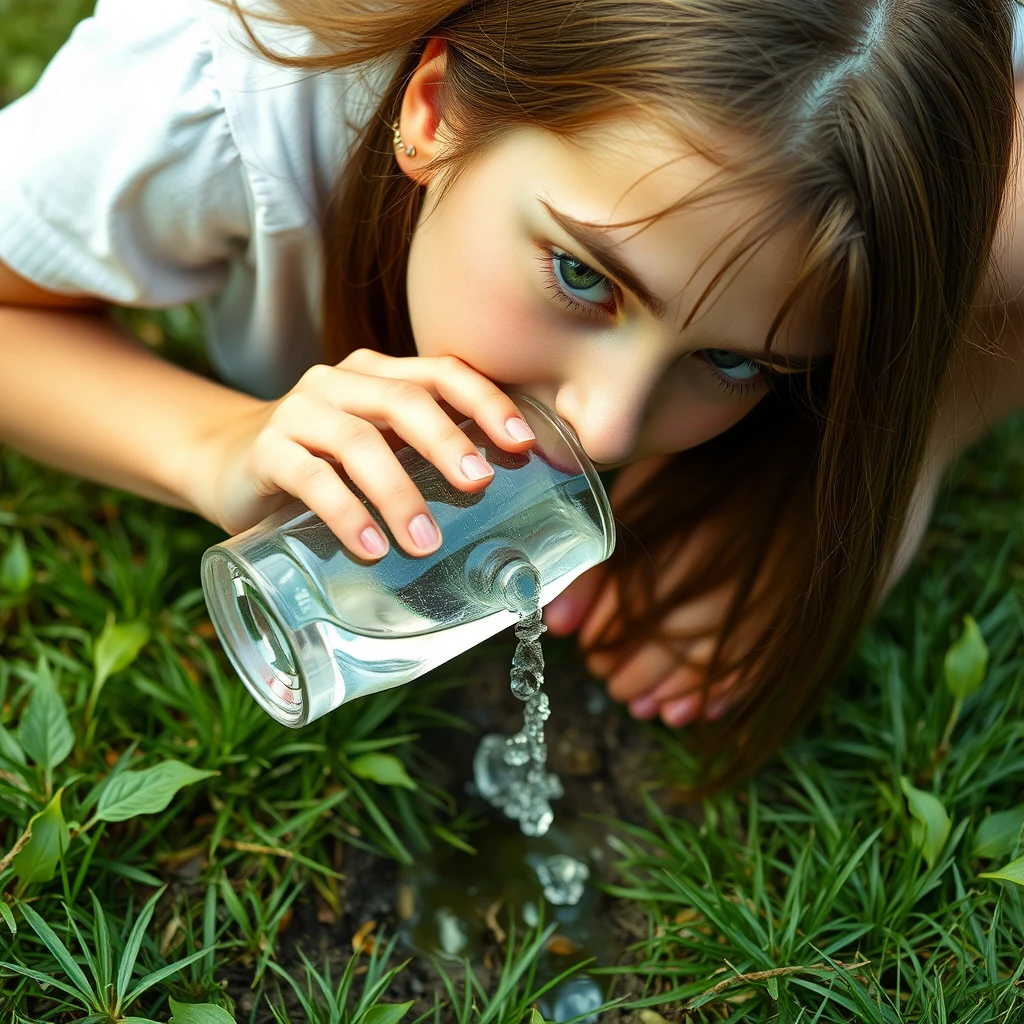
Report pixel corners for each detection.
[546,934,581,957]
[352,918,377,955]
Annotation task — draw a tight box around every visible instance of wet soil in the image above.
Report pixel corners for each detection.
[238,633,674,1022]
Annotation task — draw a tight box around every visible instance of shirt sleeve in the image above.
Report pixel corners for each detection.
[0,0,252,306]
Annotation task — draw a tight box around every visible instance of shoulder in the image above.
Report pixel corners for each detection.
[201,0,394,227]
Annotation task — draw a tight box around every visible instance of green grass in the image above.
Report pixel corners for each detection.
[5,4,1024,1022]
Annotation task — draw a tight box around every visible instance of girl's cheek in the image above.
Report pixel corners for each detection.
[642,385,763,457]
[413,250,560,383]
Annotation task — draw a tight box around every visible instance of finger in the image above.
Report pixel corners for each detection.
[605,643,679,703]
[295,373,497,495]
[626,665,703,720]
[544,566,607,635]
[338,350,537,454]
[578,578,623,650]
[266,439,391,560]
[660,670,741,727]
[282,405,444,556]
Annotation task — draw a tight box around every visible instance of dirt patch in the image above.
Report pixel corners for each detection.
[254,633,670,1021]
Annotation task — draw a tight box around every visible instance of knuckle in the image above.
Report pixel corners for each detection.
[437,354,466,375]
[382,378,427,406]
[341,419,383,454]
[298,363,332,390]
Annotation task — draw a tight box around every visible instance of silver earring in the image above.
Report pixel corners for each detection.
[392,119,416,158]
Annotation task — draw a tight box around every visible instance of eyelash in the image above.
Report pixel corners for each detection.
[537,246,619,319]
[537,244,778,400]
[696,354,777,399]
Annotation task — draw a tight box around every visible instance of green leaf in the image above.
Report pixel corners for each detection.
[0,532,33,594]
[169,997,237,1024]
[115,887,166,1009]
[528,1012,547,1024]
[901,777,951,869]
[16,900,95,1001]
[980,853,1024,887]
[944,615,988,699]
[972,807,1024,860]
[349,753,417,790]
[93,618,151,693]
[12,788,70,884]
[96,760,218,823]
[0,900,15,935]
[0,723,26,767]
[123,949,211,1007]
[17,659,74,771]
[360,1002,415,1024]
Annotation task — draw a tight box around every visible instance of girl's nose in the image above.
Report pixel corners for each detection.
[554,381,650,466]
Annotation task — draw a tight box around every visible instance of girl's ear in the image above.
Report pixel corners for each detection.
[395,38,448,185]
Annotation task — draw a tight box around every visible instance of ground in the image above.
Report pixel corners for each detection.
[3,4,1024,1023]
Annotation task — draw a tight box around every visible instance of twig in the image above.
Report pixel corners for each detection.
[689,958,871,1005]
[0,823,33,875]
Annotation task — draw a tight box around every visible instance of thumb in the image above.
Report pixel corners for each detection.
[544,565,606,635]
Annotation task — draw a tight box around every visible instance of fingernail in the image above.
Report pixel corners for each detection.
[360,526,388,556]
[663,696,699,728]
[505,416,536,442]
[629,695,660,720]
[461,453,493,481]
[544,597,577,633]
[409,513,440,551]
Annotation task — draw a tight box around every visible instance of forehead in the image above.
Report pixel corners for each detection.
[509,117,828,358]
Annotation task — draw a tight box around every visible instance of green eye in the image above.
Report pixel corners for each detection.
[704,348,762,383]
[552,251,614,306]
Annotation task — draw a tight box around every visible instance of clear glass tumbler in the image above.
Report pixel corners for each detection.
[201,395,615,727]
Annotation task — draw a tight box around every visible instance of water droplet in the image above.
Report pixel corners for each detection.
[547,976,604,1023]
[532,854,590,906]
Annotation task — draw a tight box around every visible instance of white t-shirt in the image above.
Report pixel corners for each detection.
[0,0,390,398]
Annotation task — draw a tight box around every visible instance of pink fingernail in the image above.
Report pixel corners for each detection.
[629,695,660,720]
[544,598,577,633]
[360,526,387,556]
[409,514,440,551]
[663,696,700,727]
[505,416,536,442]
[461,453,493,481]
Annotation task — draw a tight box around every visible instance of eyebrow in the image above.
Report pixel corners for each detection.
[540,199,833,372]
[541,200,668,319]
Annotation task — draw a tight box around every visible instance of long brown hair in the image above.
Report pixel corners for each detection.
[221,0,1015,791]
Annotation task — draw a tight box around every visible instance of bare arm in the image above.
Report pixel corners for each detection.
[0,259,262,513]
[888,78,1024,584]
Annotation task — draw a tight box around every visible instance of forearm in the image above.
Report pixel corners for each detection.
[0,305,263,514]
[885,299,1024,590]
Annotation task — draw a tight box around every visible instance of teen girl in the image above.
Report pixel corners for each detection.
[0,0,1018,789]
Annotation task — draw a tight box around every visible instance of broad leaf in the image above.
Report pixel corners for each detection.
[0,532,33,594]
[979,853,1024,887]
[972,807,1024,861]
[0,723,26,767]
[17,660,74,771]
[360,1002,415,1024]
[349,753,417,790]
[0,900,15,935]
[168,998,237,1024]
[901,777,950,869]
[93,618,151,692]
[944,615,988,700]
[12,789,70,884]
[96,760,217,823]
